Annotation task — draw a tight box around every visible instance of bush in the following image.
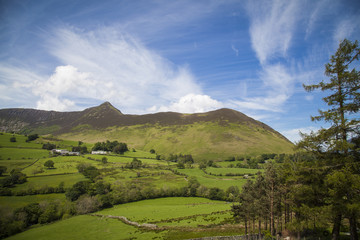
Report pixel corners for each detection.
[10,136,16,142]
[42,142,56,150]
[0,166,7,176]
[44,160,55,169]
[101,157,108,164]
[26,134,39,142]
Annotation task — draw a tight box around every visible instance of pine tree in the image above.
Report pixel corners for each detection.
[298,39,360,240]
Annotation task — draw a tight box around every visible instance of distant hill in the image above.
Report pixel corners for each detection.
[0,102,294,159]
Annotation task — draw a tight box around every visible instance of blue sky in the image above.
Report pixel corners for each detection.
[1,0,360,142]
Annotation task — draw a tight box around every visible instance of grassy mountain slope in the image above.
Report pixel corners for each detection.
[0,102,293,159]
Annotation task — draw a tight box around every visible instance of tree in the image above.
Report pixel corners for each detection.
[44,160,55,169]
[0,166,7,176]
[150,149,155,154]
[101,157,108,164]
[10,136,16,142]
[298,39,360,240]
[26,134,39,142]
[113,143,128,154]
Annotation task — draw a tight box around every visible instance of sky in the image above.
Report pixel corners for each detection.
[0,0,360,143]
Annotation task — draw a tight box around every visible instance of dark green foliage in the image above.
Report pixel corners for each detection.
[10,136,16,142]
[15,203,42,226]
[44,160,54,169]
[125,158,142,169]
[113,142,128,154]
[76,162,91,173]
[208,187,225,200]
[101,157,108,164]
[26,134,39,142]
[92,140,128,154]
[72,145,88,154]
[0,166,7,176]
[150,149,155,154]
[42,142,56,150]
[1,169,27,187]
[94,181,111,195]
[65,181,91,201]
[82,166,100,182]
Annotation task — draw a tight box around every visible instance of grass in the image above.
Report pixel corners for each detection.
[6,197,236,240]
[12,173,87,192]
[59,121,294,160]
[206,167,263,175]
[97,197,231,223]
[0,193,66,210]
[0,148,49,161]
[177,168,249,190]
[6,215,164,240]
[0,133,43,149]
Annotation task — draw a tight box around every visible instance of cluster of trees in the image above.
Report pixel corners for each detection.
[125,158,142,169]
[42,142,56,150]
[0,169,27,188]
[92,140,128,154]
[232,39,360,239]
[0,193,104,239]
[71,145,88,154]
[76,163,100,182]
[26,134,38,142]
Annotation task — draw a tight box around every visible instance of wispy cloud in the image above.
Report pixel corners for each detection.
[333,15,360,43]
[42,26,204,112]
[246,0,300,64]
[0,26,206,113]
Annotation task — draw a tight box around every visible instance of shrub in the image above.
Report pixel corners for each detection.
[10,137,16,142]
[26,134,38,142]
[44,160,55,169]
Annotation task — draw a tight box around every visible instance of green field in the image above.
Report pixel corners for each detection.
[0,193,66,210]
[206,167,263,175]
[177,168,248,190]
[0,133,263,239]
[6,197,236,240]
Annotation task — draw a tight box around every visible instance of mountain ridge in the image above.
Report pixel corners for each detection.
[0,102,293,159]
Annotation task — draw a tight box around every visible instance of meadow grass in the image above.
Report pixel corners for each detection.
[0,193,66,210]
[0,133,43,149]
[97,197,231,223]
[21,156,103,176]
[178,168,248,190]
[206,167,263,175]
[12,173,87,192]
[6,215,165,240]
[0,148,49,161]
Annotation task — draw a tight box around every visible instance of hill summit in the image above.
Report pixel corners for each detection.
[0,102,293,159]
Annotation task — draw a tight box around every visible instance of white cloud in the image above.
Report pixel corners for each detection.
[33,65,96,111]
[246,0,300,64]
[232,63,294,112]
[151,94,224,113]
[333,16,360,43]
[281,126,320,143]
[31,26,202,112]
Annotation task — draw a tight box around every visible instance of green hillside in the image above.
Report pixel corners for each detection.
[60,121,293,160]
[0,103,294,160]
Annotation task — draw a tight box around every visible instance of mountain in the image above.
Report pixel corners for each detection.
[0,102,294,159]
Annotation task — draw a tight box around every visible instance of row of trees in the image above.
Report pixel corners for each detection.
[92,140,128,154]
[232,39,360,239]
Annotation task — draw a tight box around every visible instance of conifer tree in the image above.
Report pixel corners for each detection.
[298,39,360,240]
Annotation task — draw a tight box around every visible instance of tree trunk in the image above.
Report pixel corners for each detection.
[349,213,358,240]
[258,218,262,239]
[245,217,248,240]
[332,213,342,240]
[270,183,275,236]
